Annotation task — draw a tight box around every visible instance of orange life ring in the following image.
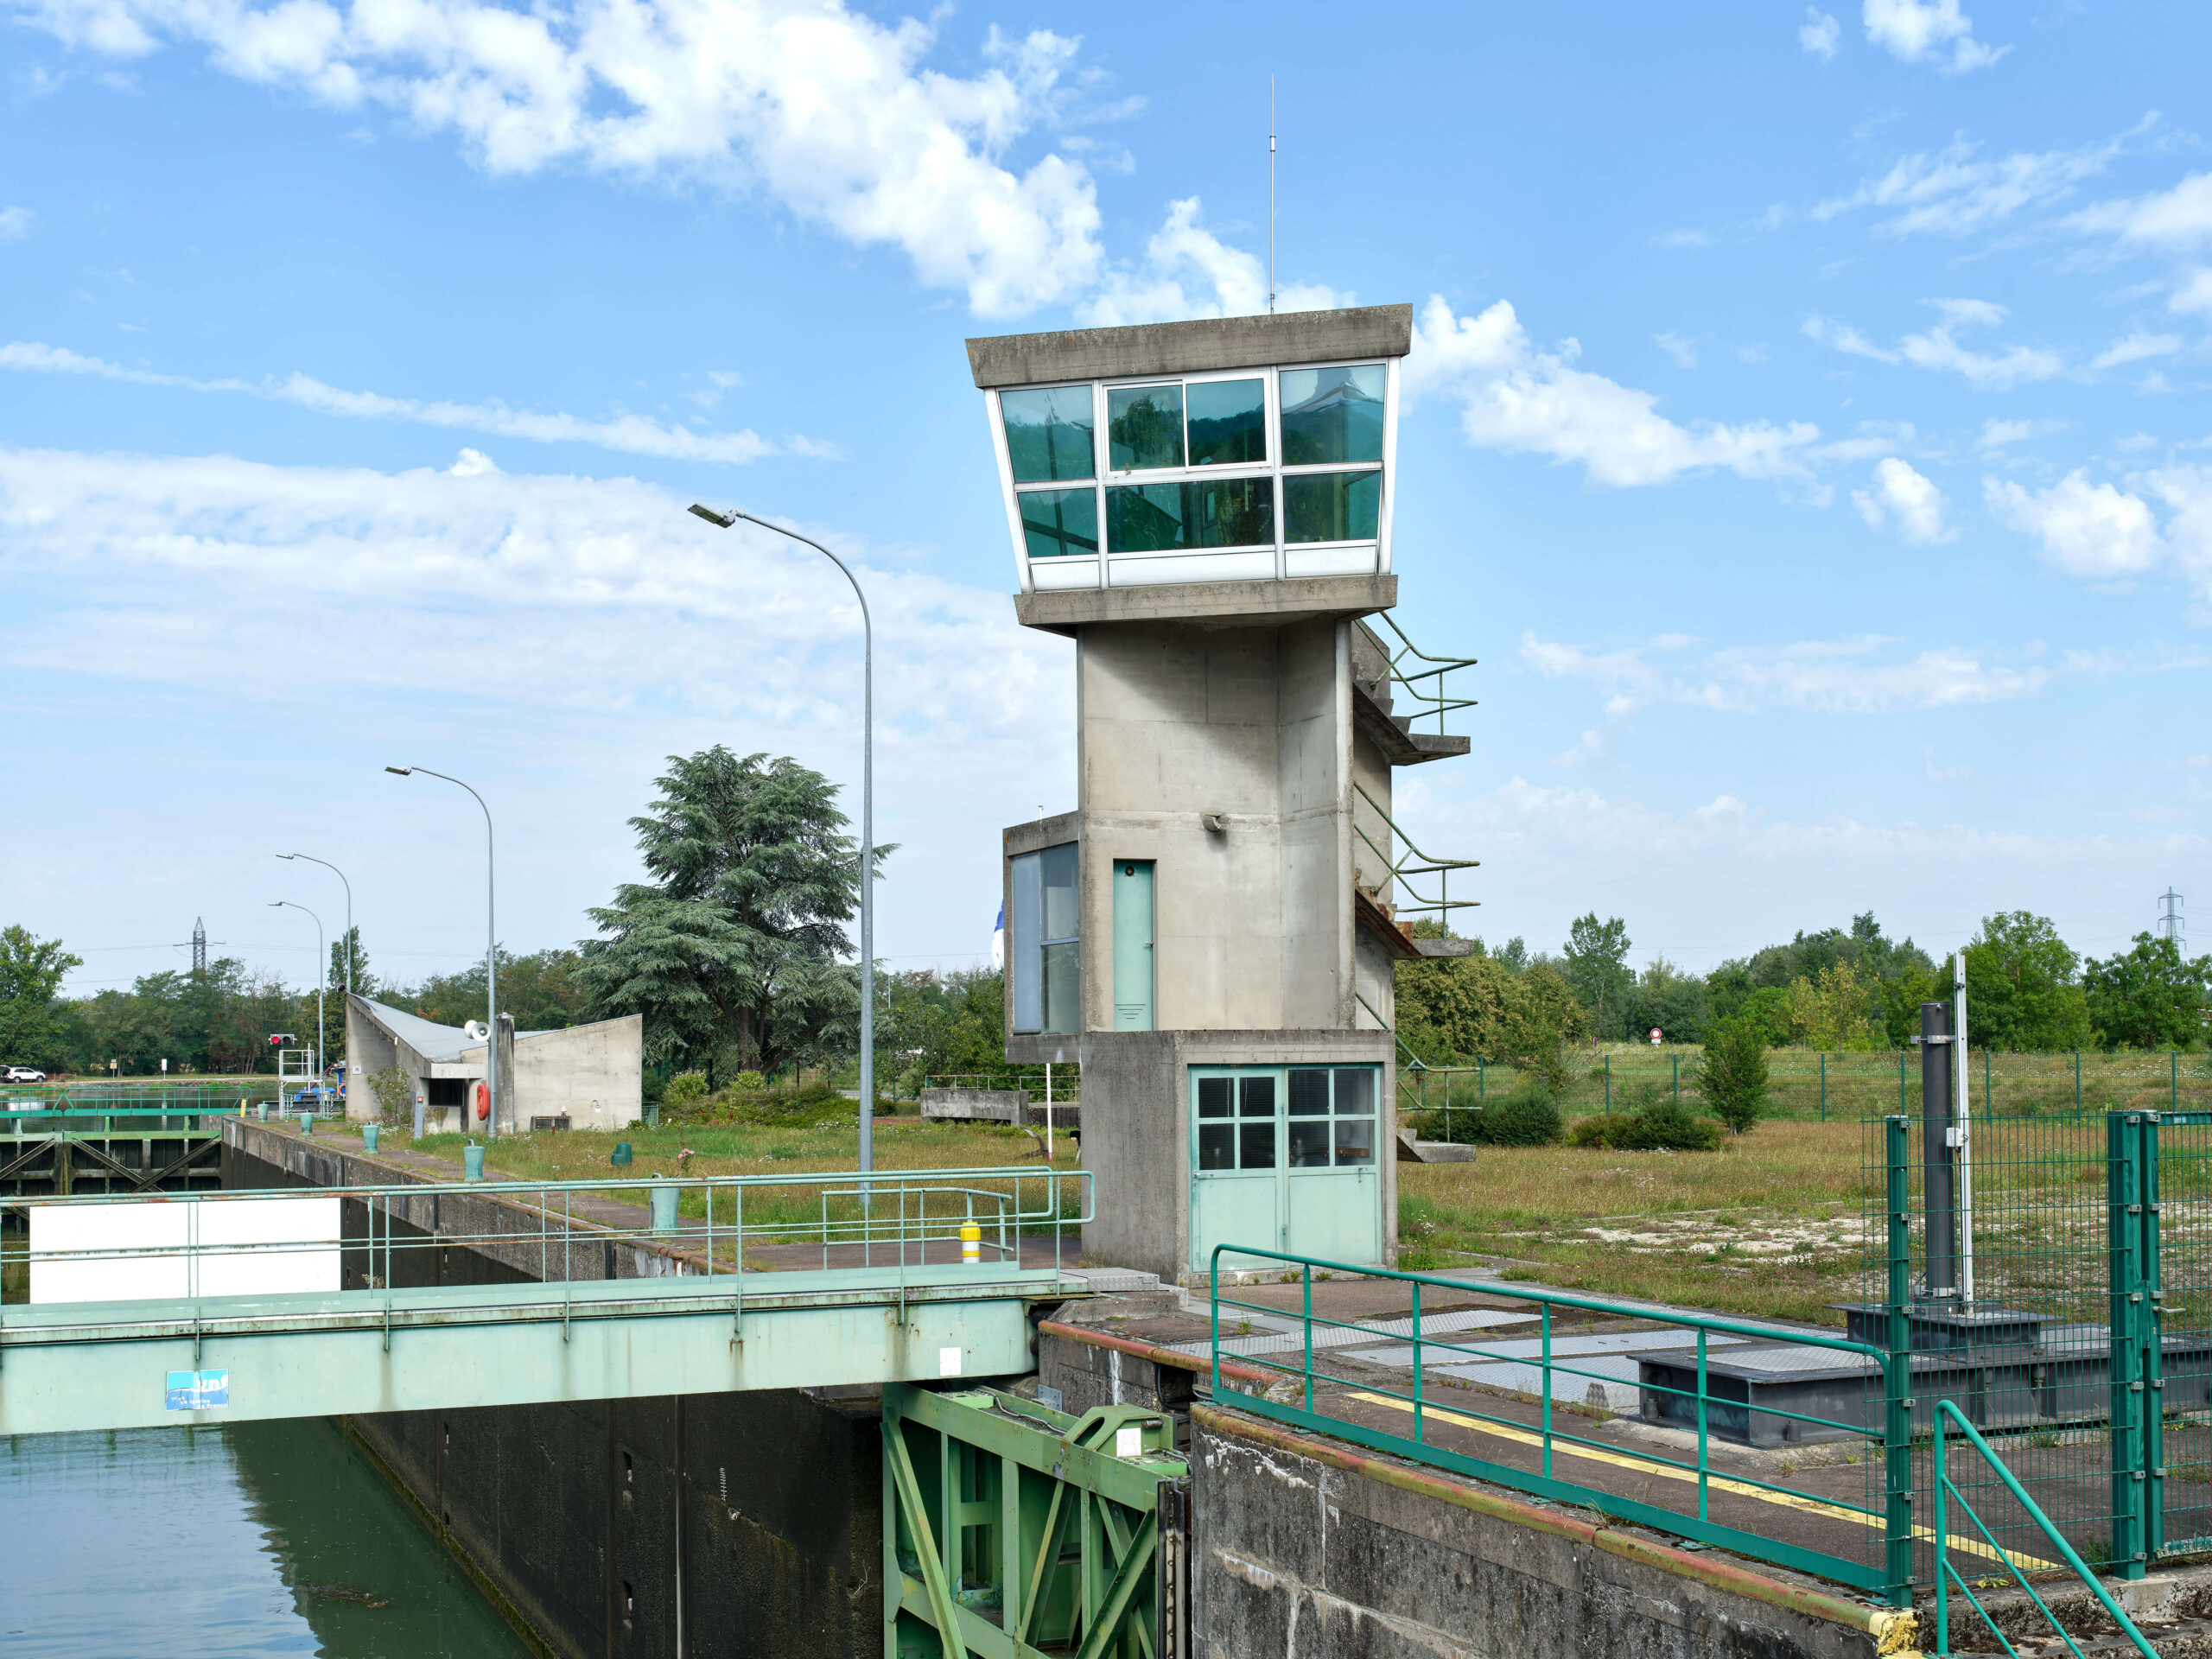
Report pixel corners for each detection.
[474,1081,492,1121]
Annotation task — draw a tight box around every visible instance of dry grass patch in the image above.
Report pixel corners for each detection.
[1398,1119,1869,1324]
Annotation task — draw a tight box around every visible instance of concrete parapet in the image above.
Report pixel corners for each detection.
[1190,1401,1905,1659]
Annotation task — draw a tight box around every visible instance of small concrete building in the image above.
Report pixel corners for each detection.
[969,305,1477,1284]
[343,995,643,1133]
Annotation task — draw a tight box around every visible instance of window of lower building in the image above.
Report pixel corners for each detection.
[1008,842,1078,1034]
[1195,1065,1376,1171]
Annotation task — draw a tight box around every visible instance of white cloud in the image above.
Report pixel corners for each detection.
[0,339,814,465]
[1075,197,1349,327]
[11,0,1112,317]
[1861,0,2006,73]
[1813,118,2148,238]
[1800,9,1840,60]
[1853,456,1955,544]
[1518,630,2047,715]
[0,207,31,239]
[0,439,1065,741]
[2093,334,2183,371]
[1651,226,1713,251]
[2070,172,2212,251]
[1655,332,1698,368]
[1804,301,2064,390]
[1985,470,2165,578]
[1979,417,2068,451]
[2171,271,2212,316]
[1405,296,1821,488]
[2144,464,2212,599]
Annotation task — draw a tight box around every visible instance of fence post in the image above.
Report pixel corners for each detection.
[2075,1048,2082,1113]
[1605,1052,1611,1114]
[2145,1109,2166,1565]
[2176,1051,2182,1113]
[1672,1052,1679,1105]
[1885,1115,1914,1605]
[1984,1049,1992,1114]
[2108,1111,2150,1580]
[1899,1048,1908,1116]
[1821,1052,1827,1123]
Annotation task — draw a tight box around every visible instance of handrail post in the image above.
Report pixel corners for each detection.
[1541,1303,1553,1479]
[1935,1409,1950,1656]
[2110,1110,2149,1579]
[1885,1115,1915,1605]
[1695,1328,1709,1522]
[1412,1280,1424,1442]
[1302,1263,1314,1414]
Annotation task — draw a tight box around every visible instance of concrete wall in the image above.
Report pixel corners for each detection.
[1192,1403,1891,1659]
[1073,619,1363,1035]
[512,1015,643,1130]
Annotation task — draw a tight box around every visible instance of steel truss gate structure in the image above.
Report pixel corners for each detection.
[882,1383,1190,1658]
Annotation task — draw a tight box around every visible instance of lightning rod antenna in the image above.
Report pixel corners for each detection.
[1268,78,1277,315]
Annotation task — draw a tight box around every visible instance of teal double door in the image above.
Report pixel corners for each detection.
[1188,1065,1382,1273]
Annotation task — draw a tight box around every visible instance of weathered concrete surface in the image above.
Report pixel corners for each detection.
[1192,1402,1899,1659]
[967,304,1413,389]
[343,994,642,1132]
[346,1387,885,1659]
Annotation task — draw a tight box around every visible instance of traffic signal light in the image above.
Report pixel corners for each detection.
[267,1033,298,1047]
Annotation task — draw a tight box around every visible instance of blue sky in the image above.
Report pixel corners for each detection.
[2,0,2207,998]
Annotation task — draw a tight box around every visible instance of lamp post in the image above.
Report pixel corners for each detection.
[687,502,877,1173]
[270,900,325,1085]
[386,766,500,1135]
[277,854,353,998]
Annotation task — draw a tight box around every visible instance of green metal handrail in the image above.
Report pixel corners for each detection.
[1363,613,1478,736]
[1933,1400,2157,1658]
[3,1165,1095,1297]
[1210,1244,1894,1592]
[1351,783,1478,923]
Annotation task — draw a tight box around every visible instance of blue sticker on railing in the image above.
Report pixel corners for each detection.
[164,1370,229,1410]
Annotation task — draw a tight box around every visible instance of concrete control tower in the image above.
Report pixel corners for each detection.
[967,304,1474,1283]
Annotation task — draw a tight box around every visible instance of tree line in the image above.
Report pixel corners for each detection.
[4,747,2205,1084]
[1398,908,2210,1071]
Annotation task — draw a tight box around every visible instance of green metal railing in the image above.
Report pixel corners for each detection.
[1363,613,1478,736]
[3,1165,1093,1306]
[1933,1401,2158,1659]
[1210,1244,1893,1592]
[1350,782,1478,925]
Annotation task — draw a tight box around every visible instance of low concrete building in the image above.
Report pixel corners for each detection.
[342,995,642,1132]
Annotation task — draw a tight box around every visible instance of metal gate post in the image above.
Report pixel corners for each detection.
[1885,1115,1915,1605]
[2141,1110,2158,1566]
[2109,1112,2149,1579]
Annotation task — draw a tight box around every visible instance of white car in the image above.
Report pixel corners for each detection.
[3,1065,46,1084]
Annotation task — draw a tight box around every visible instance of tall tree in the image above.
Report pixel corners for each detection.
[1961,912,2091,1052]
[1562,913,1633,1037]
[2084,933,2210,1052]
[0,926,82,1068]
[576,748,884,1082]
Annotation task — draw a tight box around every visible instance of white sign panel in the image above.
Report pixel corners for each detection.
[29,1197,342,1303]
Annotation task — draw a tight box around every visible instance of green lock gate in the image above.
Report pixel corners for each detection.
[882,1382,1189,1658]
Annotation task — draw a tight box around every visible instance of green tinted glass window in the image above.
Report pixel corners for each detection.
[1283,470,1381,543]
[1107,480,1274,553]
[1001,387,1095,483]
[1019,488,1099,558]
[1108,385,1185,470]
[1280,365,1386,464]
[1186,378,1266,467]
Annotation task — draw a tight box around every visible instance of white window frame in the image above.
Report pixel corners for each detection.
[987,356,1396,594]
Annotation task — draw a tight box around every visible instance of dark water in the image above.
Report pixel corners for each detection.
[0,1419,531,1657]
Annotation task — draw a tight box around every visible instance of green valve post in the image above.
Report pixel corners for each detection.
[612,1141,632,1168]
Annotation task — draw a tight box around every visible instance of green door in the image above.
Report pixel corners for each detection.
[1190,1066,1382,1274]
[1112,861,1154,1031]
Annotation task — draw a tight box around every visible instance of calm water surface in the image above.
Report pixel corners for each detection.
[0,1419,531,1658]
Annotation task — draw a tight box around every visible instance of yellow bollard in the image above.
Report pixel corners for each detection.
[959,1222,981,1265]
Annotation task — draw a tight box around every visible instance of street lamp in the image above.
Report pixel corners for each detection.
[276,854,353,998]
[269,899,325,1086]
[687,502,878,1173]
[385,766,501,1135]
